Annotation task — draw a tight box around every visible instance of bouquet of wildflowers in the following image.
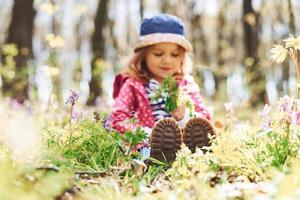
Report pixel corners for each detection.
[150,75,196,116]
[151,75,180,112]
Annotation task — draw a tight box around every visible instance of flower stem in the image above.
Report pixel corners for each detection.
[69,103,74,146]
[288,49,300,98]
[296,50,300,98]
[282,118,290,165]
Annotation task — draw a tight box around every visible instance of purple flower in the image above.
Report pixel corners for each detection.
[258,104,272,131]
[261,118,272,131]
[296,99,300,111]
[10,99,22,109]
[277,95,293,114]
[66,90,80,105]
[291,111,300,126]
[102,115,112,131]
[259,104,271,117]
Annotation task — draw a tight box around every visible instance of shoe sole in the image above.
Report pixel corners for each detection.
[150,118,182,163]
[183,117,215,152]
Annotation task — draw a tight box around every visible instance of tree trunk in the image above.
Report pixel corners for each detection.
[214,1,228,99]
[288,0,295,35]
[282,0,295,95]
[87,0,110,106]
[160,0,187,19]
[48,0,62,102]
[139,0,145,19]
[1,0,35,102]
[160,0,176,15]
[243,0,267,107]
[187,1,207,91]
[275,0,294,96]
[188,2,209,66]
[160,0,170,13]
[126,1,132,48]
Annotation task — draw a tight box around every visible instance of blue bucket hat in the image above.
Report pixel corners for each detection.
[134,14,192,52]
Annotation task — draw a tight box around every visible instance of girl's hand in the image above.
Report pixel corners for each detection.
[171,101,185,121]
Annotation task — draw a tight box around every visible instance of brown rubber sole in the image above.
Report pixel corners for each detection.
[183,117,215,152]
[150,118,182,163]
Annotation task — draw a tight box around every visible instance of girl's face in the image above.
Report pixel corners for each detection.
[144,43,185,83]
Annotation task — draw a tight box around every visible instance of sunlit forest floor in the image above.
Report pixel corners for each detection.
[2,96,300,200]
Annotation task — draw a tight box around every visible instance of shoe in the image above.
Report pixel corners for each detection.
[183,117,215,152]
[150,118,182,163]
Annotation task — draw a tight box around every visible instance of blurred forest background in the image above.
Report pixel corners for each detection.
[0,0,299,109]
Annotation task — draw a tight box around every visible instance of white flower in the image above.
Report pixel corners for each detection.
[161,91,169,99]
[270,44,288,64]
[284,35,300,50]
[259,104,271,117]
[224,102,234,115]
[232,123,250,141]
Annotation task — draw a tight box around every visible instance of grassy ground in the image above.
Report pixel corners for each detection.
[1,97,300,199]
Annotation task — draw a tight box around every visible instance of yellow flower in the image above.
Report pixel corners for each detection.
[2,44,18,57]
[284,35,300,50]
[243,13,256,26]
[270,44,288,64]
[45,33,65,48]
[39,3,58,15]
[42,65,60,77]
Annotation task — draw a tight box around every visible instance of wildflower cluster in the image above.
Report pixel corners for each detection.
[66,90,80,105]
[65,90,80,146]
[258,96,300,132]
[276,95,300,126]
[258,104,271,131]
[150,75,199,116]
[151,75,179,112]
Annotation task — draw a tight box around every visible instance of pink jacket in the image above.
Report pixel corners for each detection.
[111,74,211,133]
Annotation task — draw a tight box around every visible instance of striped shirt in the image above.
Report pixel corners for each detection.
[145,79,171,121]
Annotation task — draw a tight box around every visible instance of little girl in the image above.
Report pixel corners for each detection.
[111,14,215,162]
